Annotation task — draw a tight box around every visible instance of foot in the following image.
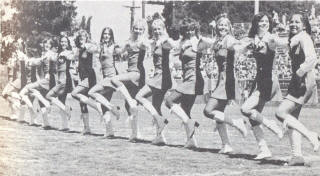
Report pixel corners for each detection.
[234,119,248,137]
[286,156,305,166]
[184,138,198,149]
[82,129,91,135]
[43,126,54,130]
[129,136,139,143]
[29,122,37,126]
[309,132,320,152]
[110,106,121,120]
[59,128,69,132]
[254,150,272,160]
[103,134,115,139]
[266,120,284,139]
[218,144,233,154]
[151,135,166,146]
[155,115,169,137]
[185,119,200,139]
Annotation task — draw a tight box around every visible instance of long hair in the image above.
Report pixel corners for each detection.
[215,14,234,37]
[248,12,273,38]
[130,19,148,40]
[41,38,54,51]
[151,19,168,40]
[57,36,72,53]
[74,30,89,48]
[179,17,200,39]
[288,13,312,41]
[100,27,115,46]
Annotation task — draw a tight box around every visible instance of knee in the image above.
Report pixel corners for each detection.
[87,89,94,99]
[240,105,251,117]
[249,119,260,127]
[275,108,285,122]
[203,107,213,119]
[165,97,173,109]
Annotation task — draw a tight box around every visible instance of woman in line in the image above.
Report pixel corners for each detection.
[240,12,291,160]
[2,41,29,122]
[275,13,319,166]
[70,30,104,134]
[86,27,122,138]
[19,38,57,129]
[135,19,176,145]
[43,35,74,131]
[203,15,248,154]
[91,19,149,142]
[165,17,211,148]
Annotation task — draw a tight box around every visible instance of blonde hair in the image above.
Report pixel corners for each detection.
[216,17,234,37]
[131,19,148,40]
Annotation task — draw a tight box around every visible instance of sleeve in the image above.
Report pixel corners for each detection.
[200,36,215,49]
[162,37,179,50]
[296,34,317,77]
[226,35,238,50]
[85,43,99,53]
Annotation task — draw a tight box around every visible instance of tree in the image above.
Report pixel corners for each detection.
[1,0,77,63]
[162,1,320,36]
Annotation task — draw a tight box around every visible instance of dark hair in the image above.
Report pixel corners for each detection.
[100,27,115,46]
[58,36,72,53]
[179,17,200,39]
[248,12,273,38]
[42,38,54,49]
[75,30,89,48]
[288,13,311,40]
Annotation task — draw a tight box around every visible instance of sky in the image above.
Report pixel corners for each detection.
[74,1,164,45]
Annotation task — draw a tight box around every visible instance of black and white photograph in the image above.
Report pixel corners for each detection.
[1,0,320,175]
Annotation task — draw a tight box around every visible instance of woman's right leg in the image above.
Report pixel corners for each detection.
[203,98,232,153]
[276,99,319,152]
[241,92,283,138]
[46,84,71,118]
[88,84,119,118]
[135,85,168,142]
[241,94,272,160]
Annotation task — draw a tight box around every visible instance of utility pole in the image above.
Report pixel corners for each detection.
[123,0,141,31]
[142,0,145,18]
[254,0,259,15]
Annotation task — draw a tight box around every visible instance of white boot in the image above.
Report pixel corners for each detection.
[103,112,114,138]
[151,117,167,145]
[252,125,272,160]
[28,107,36,126]
[18,105,27,122]
[287,129,305,165]
[184,123,198,148]
[217,122,233,154]
[81,113,91,135]
[129,115,139,142]
[41,107,51,129]
[59,109,69,131]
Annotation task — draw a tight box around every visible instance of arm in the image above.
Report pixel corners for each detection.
[296,34,318,77]
[84,42,100,53]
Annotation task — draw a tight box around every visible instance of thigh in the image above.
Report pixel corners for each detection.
[136,85,153,99]
[112,72,140,86]
[166,90,183,104]
[180,94,196,116]
[205,98,228,112]
[151,87,166,108]
[242,91,265,112]
[72,84,89,95]
[278,99,299,115]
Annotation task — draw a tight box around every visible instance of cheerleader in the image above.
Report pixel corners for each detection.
[18,38,57,129]
[203,15,248,154]
[94,19,149,142]
[164,17,210,148]
[135,19,176,145]
[2,41,29,122]
[87,27,121,138]
[70,30,101,135]
[275,13,319,165]
[44,35,74,131]
[240,12,290,160]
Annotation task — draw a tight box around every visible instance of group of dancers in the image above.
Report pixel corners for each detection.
[2,11,320,166]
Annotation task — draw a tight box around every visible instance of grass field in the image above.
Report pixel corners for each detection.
[1,95,320,176]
